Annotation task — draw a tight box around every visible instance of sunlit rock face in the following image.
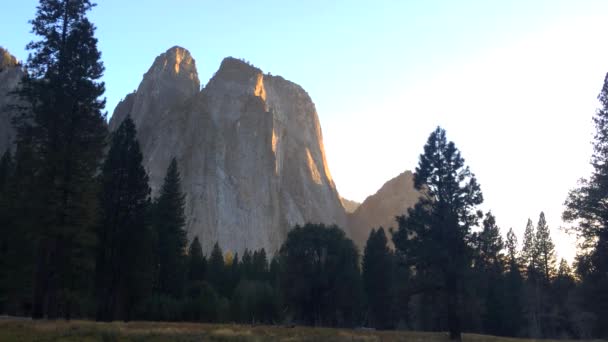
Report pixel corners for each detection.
[348,170,421,250]
[0,47,24,154]
[109,46,347,255]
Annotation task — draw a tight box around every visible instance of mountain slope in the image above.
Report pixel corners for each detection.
[348,170,420,249]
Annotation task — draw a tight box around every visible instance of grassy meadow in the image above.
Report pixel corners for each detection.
[0,319,604,342]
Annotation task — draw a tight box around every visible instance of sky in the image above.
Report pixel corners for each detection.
[4,0,608,262]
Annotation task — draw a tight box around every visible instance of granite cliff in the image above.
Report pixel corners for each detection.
[109,46,347,254]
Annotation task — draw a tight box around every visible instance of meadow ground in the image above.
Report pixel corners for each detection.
[0,319,605,342]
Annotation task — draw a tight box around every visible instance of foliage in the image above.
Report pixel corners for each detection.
[362,227,395,329]
[152,158,188,298]
[95,116,153,321]
[392,126,482,341]
[279,223,362,327]
[12,0,108,319]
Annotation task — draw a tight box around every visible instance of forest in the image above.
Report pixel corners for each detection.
[1,1,608,341]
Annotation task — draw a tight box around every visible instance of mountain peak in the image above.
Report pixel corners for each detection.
[149,46,199,84]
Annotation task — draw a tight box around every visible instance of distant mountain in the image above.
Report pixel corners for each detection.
[340,197,361,213]
[109,46,347,255]
[348,171,421,250]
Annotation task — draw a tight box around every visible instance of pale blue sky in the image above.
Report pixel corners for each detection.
[4,0,608,260]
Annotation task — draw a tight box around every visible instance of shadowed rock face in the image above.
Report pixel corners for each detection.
[348,170,421,250]
[109,46,347,255]
[0,47,24,154]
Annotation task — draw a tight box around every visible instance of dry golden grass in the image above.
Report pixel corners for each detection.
[0,319,605,342]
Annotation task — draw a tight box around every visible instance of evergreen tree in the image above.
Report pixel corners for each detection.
[241,249,253,279]
[392,127,483,341]
[504,228,524,336]
[552,259,576,337]
[521,218,541,337]
[563,73,608,337]
[362,227,394,329]
[13,0,108,319]
[187,236,205,284]
[207,242,225,294]
[95,116,152,321]
[280,223,362,327]
[474,212,504,272]
[472,212,505,335]
[506,228,519,270]
[153,158,187,298]
[535,212,556,283]
[252,249,269,281]
[520,219,538,278]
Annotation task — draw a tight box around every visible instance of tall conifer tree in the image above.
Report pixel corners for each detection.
[95,116,152,321]
[14,0,107,319]
[393,127,483,341]
[362,227,394,329]
[535,212,556,283]
[153,158,187,298]
[564,73,608,337]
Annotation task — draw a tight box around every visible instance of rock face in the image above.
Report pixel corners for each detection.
[109,46,347,255]
[348,171,421,249]
[340,197,360,214]
[0,47,24,154]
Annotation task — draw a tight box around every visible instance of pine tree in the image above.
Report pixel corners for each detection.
[474,212,504,272]
[14,0,108,319]
[279,223,362,327]
[563,73,608,337]
[506,228,519,271]
[153,158,187,298]
[472,212,505,335]
[241,249,253,280]
[252,249,269,281]
[392,127,483,341]
[207,242,225,294]
[95,116,152,321]
[362,227,394,329]
[521,218,542,337]
[503,228,524,336]
[187,236,205,283]
[535,212,556,283]
[520,219,538,278]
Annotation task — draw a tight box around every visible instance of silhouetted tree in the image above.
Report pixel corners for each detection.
[535,212,556,283]
[14,0,108,319]
[563,73,608,337]
[280,223,362,327]
[153,158,187,298]
[207,242,225,294]
[392,127,483,341]
[362,227,394,329]
[187,236,206,284]
[472,212,505,335]
[503,228,524,336]
[95,116,152,321]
